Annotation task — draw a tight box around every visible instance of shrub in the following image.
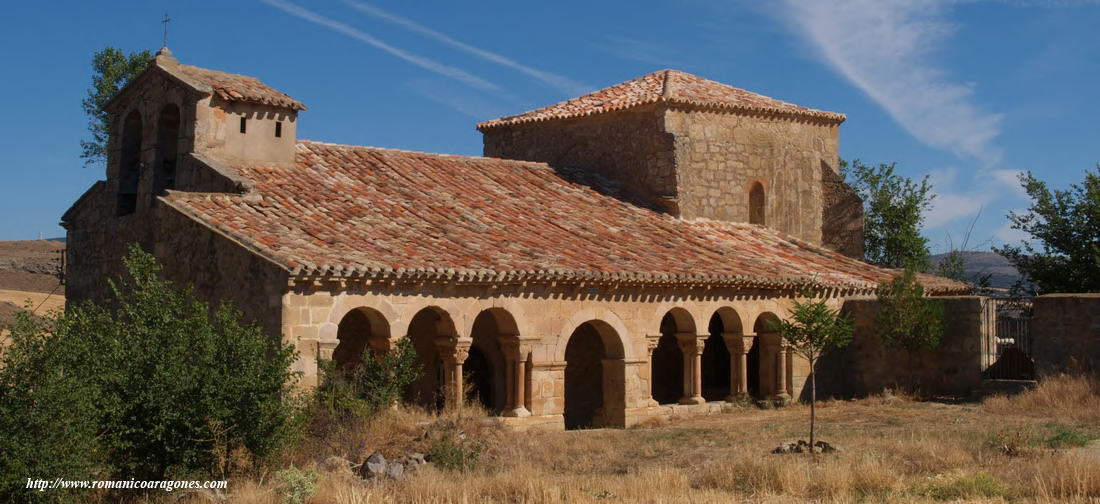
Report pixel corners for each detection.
[876,268,945,351]
[1043,424,1092,450]
[312,336,421,422]
[0,244,303,493]
[0,311,103,503]
[428,432,482,472]
[275,466,318,504]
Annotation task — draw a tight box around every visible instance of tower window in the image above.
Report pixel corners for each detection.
[239,117,247,134]
[749,182,766,226]
[275,121,282,138]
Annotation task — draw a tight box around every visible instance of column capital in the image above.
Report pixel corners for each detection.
[436,338,471,364]
[498,334,538,359]
[675,333,701,355]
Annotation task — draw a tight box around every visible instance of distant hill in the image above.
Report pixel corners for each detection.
[930,251,1021,289]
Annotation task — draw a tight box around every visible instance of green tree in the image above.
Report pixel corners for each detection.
[843,159,935,270]
[0,311,104,503]
[993,167,1100,294]
[0,244,302,493]
[877,268,945,352]
[313,337,421,422]
[81,47,151,167]
[770,295,854,450]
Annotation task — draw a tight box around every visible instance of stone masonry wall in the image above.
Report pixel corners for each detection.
[815,296,995,398]
[1031,294,1100,376]
[482,106,847,248]
[664,109,841,245]
[482,104,677,210]
[820,163,864,258]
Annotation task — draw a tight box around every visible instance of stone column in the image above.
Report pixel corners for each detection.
[499,336,536,417]
[436,339,471,410]
[773,339,790,403]
[676,332,704,405]
[722,332,751,401]
[645,335,661,407]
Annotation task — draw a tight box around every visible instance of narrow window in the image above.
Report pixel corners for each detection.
[275,121,282,138]
[239,117,247,134]
[117,110,143,216]
[749,182,766,226]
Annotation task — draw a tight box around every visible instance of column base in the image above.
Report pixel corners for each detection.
[770,393,792,405]
[725,393,749,403]
[678,396,705,405]
[503,406,531,418]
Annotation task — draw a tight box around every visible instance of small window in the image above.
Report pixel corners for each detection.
[239,117,247,134]
[749,182,766,226]
[275,121,282,138]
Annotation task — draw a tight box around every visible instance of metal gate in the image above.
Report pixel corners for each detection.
[985,299,1034,380]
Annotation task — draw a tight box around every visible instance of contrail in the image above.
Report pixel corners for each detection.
[342,0,590,96]
[261,0,499,91]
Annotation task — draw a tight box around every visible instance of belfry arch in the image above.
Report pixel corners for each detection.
[117,110,143,216]
[153,103,180,199]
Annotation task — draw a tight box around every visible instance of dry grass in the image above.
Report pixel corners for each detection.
[164,375,1100,504]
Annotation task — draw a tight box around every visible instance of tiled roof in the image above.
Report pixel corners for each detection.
[161,141,966,294]
[477,70,845,129]
[171,64,307,110]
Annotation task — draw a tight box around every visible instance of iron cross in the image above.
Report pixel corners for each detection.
[162,14,171,47]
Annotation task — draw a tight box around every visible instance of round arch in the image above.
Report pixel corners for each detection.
[332,306,391,369]
[404,306,461,410]
[712,306,745,335]
[553,308,630,362]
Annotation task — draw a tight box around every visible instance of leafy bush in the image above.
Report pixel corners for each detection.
[0,311,103,503]
[876,268,945,351]
[312,336,421,421]
[0,244,302,497]
[427,432,481,472]
[275,466,318,504]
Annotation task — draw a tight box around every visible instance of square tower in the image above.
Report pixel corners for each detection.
[478,70,863,257]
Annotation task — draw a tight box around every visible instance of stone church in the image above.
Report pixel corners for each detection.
[63,48,966,429]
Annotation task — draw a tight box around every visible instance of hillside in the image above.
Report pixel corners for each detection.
[930,251,1021,289]
[0,240,65,327]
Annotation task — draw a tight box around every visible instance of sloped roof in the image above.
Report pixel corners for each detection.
[477,70,844,130]
[160,141,966,294]
[171,63,307,110]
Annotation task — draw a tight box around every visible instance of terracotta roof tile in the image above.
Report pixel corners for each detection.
[172,64,307,111]
[477,70,844,129]
[162,141,965,294]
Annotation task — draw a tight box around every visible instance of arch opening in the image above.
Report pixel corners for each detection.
[752,312,782,399]
[564,320,624,430]
[749,182,766,226]
[651,311,686,405]
[701,313,731,401]
[333,307,390,373]
[117,110,143,216]
[466,309,511,414]
[404,307,458,410]
[153,104,180,200]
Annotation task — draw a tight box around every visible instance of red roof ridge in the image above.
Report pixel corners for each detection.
[294,140,557,170]
[477,69,845,130]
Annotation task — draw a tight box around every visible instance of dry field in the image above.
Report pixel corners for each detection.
[165,375,1100,504]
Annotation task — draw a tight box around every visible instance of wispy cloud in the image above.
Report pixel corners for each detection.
[342,0,590,96]
[404,79,519,120]
[774,0,1004,163]
[261,0,499,91]
[600,35,686,68]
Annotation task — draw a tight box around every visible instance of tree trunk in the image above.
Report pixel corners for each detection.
[809,359,816,454]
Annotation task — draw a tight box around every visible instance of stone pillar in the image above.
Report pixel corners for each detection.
[437,338,471,410]
[773,339,790,403]
[722,332,752,401]
[645,335,661,407]
[499,336,536,417]
[676,332,704,405]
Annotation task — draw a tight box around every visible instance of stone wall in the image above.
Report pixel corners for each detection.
[1031,294,1100,375]
[482,105,850,248]
[482,104,675,210]
[664,108,841,245]
[815,296,995,398]
[820,163,864,258]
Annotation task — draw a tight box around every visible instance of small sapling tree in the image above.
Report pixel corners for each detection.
[877,268,945,352]
[770,294,854,450]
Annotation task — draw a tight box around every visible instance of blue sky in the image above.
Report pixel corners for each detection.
[1,1,1097,252]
